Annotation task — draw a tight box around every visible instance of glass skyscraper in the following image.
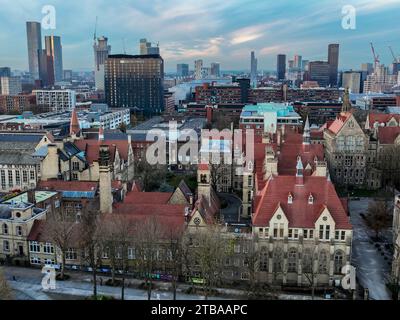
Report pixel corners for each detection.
[26,21,42,80]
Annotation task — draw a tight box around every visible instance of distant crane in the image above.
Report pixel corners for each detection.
[388,46,400,63]
[370,42,380,70]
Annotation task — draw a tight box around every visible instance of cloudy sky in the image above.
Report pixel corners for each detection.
[0,0,399,72]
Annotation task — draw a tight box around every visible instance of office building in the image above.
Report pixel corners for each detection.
[250,51,258,86]
[26,21,42,80]
[177,64,189,77]
[38,49,55,87]
[105,54,164,115]
[361,63,374,75]
[342,71,362,93]
[33,89,76,112]
[0,67,11,78]
[294,55,302,70]
[309,61,330,87]
[0,77,22,95]
[302,60,309,71]
[45,35,63,82]
[194,59,203,80]
[328,44,339,87]
[277,54,286,80]
[94,36,111,90]
[364,64,398,93]
[211,62,221,77]
[139,38,159,55]
[63,70,73,81]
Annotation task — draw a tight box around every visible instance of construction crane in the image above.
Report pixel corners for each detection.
[388,46,400,63]
[93,16,98,44]
[370,42,380,69]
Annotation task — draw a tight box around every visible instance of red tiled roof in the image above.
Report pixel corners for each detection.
[113,203,187,232]
[74,139,130,163]
[27,219,46,241]
[37,180,98,192]
[377,126,400,144]
[368,113,400,128]
[252,175,351,229]
[198,163,209,170]
[122,191,172,204]
[278,143,324,175]
[327,112,352,134]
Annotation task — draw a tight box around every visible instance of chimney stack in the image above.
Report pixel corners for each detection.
[99,145,113,214]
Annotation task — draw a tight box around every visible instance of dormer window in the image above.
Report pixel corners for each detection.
[308,194,314,204]
[288,193,293,204]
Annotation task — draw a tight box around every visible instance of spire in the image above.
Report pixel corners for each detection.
[341,87,352,113]
[303,115,310,145]
[296,156,304,186]
[70,108,80,136]
[296,156,304,176]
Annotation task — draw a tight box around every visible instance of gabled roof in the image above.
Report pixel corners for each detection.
[74,139,130,163]
[377,126,400,144]
[367,113,400,129]
[122,191,173,204]
[252,175,351,229]
[327,111,353,134]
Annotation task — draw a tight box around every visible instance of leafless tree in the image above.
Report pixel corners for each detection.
[0,267,13,300]
[43,209,76,280]
[135,160,167,192]
[365,199,392,240]
[240,235,260,297]
[302,245,318,300]
[134,216,165,300]
[209,163,225,192]
[184,225,227,300]
[79,203,102,299]
[164,224,185,300]
[376,145,400,190]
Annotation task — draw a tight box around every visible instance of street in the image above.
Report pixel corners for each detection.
[349,198,393,300]
[2,266,226,300]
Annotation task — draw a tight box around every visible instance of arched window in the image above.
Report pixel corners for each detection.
[273,247,283,273]
[318,250,328,274]
[288,248,298,272]
[259,247,268,272]
[334,250,344,274]
[2,224,8,235]
[302,248,313,273]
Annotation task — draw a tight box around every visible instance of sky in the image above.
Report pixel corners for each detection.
[0,0,400,72]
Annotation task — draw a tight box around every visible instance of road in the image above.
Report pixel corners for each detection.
[2,266,225,300]
[349,198,393,300]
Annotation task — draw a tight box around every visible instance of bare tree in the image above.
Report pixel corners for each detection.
[135,161,167,192]
[209,163,224,192]
[241,235,260,298]
[365,199,392,240]
[184,225,227,300]
[376,145,400,190]
[43,209,76,280]
[164,225,185,300]
[79,203,102,299]
[134,216,165,300]
[302,245,318,300]
[0,267,13,300]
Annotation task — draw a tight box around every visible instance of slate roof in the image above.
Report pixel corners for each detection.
[252,175,352,229]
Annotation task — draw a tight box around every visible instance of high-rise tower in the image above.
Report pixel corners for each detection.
[26,21,42,80]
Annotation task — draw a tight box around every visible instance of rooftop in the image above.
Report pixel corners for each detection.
[241,103,300,118]
[2,191,58,204]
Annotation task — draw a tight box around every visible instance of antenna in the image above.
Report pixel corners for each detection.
[122,38,127,54]
[93,16,98,43]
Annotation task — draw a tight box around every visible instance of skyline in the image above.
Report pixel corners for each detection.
[0,0,400,72]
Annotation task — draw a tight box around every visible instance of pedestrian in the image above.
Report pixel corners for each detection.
[100,277,103,286]
[12,275,16,281]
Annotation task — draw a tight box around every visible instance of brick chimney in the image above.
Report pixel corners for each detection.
[99,145,113,214]
[27,189,36,204]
